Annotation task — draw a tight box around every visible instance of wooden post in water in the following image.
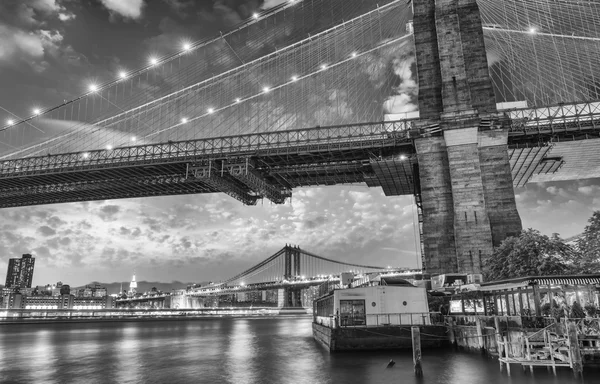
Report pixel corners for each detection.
[494,317,503,372]
[476,317,485,353]
[412,326,423,377]
[567,321,583,378]
[503,336,511,376]
[447,317,456,349]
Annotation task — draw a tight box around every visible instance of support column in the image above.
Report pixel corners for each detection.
[412,0,522,275]
[444,126,494,274]
[293,246,300,278]
[415,137,457,274]
[284,246,292,280]
[478,130,523,245]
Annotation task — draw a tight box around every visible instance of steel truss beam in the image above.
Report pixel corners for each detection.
[0,100,598,208]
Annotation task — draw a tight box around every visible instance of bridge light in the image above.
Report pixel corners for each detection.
[106,145,113,150]
[262,86,270,93]
[82,152,90,159]
[301,275,305,279]
[33,108,41,115]
[291,75,298,82]
[207,107,214,114]
[181,117,188,124]
[528,27,537,34]
[6,119,14,126]
[149,57,158,66]
[131,136,136,142]
[182,42,191,51]
[351,52,357,58]
[235,98,241,103]
[400,155,407,160]
[240,282,245,286]
[119,71,127,80]
[253,13,259,19]
[320,64,328,70]
[89,84,98,92]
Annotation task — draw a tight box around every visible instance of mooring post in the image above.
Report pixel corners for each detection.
[447,317,456,349]
[476,317,485,353]
[567,321,583,378]
[494,317,503,372]
[412,326,423,377]
[503,336,511,377]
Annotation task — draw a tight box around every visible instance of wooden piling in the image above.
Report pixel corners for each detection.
[412,326,423,377]
[494,317,503,371]
[567,321,583,378]
[447,317,456,349]
[476,317,485,353]
[503,336,511,376]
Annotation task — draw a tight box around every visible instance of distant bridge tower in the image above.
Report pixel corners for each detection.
[129,273,138,296]
[283,245,302,307]
[412,0,522,275]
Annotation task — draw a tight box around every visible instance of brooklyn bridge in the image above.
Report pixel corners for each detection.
[1,0,599,277]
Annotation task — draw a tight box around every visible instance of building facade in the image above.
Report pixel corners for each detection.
[4,254,35,289]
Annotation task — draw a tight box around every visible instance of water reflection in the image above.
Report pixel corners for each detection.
[0,317,597,384]
[225,319,259,384]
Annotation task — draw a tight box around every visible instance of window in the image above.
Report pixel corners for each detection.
[340,300,366,326]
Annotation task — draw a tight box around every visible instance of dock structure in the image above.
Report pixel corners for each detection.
[450,315,600,377]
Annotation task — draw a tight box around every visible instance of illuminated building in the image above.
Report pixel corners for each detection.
[129,273,137,296]
[4,254,35,289]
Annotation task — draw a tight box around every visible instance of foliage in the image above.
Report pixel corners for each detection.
[584,303,598,317]
[573,210,600,274]
[427,294,449,313]
[570,301,586,319]
[483,229,574,281]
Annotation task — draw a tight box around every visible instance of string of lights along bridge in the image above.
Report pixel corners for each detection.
[185,245,402,297]
[0,0,599,276]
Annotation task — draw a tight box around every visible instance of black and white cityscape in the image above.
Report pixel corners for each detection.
[1,0,600,383]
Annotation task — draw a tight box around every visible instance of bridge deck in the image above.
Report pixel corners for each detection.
[0,102,598,208]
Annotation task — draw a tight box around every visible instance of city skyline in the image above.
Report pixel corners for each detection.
[0,0,599,287]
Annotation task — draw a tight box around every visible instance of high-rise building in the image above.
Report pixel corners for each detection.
[4,254,35,289]
[129,273,137,296]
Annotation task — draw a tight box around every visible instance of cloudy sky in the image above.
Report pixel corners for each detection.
[0,0,598,288]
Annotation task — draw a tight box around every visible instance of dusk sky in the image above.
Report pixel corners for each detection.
[0,0,599,288]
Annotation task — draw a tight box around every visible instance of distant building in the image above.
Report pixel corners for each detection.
[74,285,107,298]
[93,287,107,298]
[2,293,114,310]
[129,273,137,296]
[4,254,35,289]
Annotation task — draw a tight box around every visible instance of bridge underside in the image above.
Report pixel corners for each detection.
[0,110,598,208]
[0,129,417,208]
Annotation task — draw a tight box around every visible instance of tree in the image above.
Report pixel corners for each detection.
[483,229,574,281]
[573,210,600,274]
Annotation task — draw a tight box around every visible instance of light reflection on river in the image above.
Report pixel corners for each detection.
[0,317,596,384]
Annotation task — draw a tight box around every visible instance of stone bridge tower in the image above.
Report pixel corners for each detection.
[412,0,522,275]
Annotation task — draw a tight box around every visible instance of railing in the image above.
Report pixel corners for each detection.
[0,120,413,175]
[317,312,442,328]
[450,315,557,329]
[562,317,600,337]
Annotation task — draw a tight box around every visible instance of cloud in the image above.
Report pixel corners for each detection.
[0,24,45,64]
[37,225,57,236]
[100,0,145,21]
[97,205,121,221]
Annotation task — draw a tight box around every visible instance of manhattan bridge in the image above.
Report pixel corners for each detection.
[1,0,599,279]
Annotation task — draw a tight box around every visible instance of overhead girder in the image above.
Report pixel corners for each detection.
[225,159,291,204]
[189,161,259,206]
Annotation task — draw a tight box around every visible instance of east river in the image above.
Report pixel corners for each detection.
[0,316,597,384]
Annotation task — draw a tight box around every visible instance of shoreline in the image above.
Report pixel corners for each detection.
[0,308,311,325]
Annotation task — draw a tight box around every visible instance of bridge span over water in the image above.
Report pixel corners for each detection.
[1,0,599,276]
